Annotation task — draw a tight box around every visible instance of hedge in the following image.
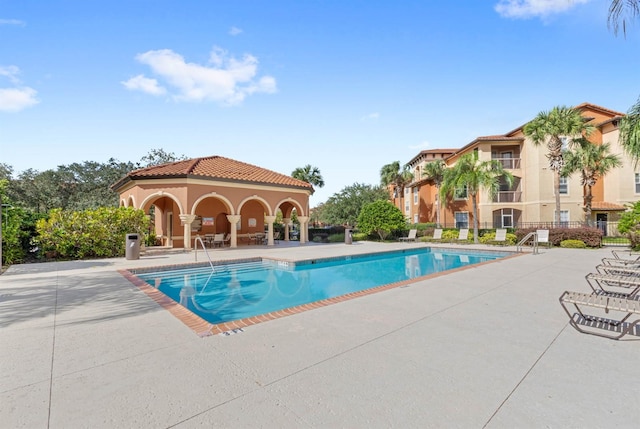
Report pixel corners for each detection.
[515,227,602,248]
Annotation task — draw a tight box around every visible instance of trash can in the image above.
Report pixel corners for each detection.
[345,228,352,245]
[125,233,141,260]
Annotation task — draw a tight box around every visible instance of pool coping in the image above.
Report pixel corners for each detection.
[119,247,522,337]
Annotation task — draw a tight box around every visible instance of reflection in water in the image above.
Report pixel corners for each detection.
[139,250,504,325]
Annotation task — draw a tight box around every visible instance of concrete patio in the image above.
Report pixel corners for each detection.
[2,241,639,428]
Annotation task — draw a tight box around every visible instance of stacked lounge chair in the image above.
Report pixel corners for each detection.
[560,250,640,340]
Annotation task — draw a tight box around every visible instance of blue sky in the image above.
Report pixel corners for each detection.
[2,0,639,205]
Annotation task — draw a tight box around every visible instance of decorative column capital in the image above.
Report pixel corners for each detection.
[265,215,277,224]
[179,214,197,224]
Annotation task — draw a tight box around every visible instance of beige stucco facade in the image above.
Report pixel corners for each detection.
[401,103,637,229]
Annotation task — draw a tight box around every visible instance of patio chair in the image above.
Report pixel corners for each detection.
[222,233,231,247]
[399,229,418,242]
[585,271,640,297]
[559,290,640,340]
[212,233,226,248]
[536,229,551,248]
[431,228,443,241]
[492,228,507,245]
[611,250,640,263]
[457,228,469,243]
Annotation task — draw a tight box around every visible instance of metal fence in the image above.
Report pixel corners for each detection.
[425,220,629,246]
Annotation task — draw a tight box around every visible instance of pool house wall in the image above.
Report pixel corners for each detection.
[114,157,313,249]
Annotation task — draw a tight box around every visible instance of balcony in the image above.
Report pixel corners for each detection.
[492,157,521,169]
[492,191,522,203]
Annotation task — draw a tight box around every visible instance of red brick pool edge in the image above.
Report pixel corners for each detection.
[119,252,520,337]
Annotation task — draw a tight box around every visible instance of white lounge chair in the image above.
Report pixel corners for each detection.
[536,229,551,248]
[457,228,469,243]
[431,228,443,241]
[494,228,507,244]
[399,229,418,242]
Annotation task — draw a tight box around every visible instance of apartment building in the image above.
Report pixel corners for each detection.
[400,103,636,229]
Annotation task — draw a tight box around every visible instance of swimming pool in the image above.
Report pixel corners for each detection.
[133,248,507,331]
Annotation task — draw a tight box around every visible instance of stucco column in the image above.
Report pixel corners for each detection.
[226,214,241,248]
[282,218,291,241]
[298,216,309,244]
[179,214,197,250]
[265,215,276,246]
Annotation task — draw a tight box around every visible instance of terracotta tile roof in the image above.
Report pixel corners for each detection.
[113,156,314,191]
[591,201,627,211]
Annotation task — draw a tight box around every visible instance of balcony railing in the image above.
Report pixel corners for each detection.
[493,158,521,169]
[492,191,522,203]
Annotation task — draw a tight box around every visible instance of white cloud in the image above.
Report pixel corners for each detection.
[495,0,591,19]
[121,74,167,96]
[0,87,39,112]
[0,65,21,84]
[0,65,39,112]
[229,26,243,36]
[124,46,277,105]
[0,19,26,26]
[361,112,380,121]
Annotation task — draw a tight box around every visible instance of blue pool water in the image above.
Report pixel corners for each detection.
[136,248,506,325]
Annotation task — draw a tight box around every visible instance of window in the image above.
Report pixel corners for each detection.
[405,200,410,213]
[555,210,569,227]
[559,177,568,195]
[454,184,468,200]
[413,214,419,224]
[635,173,640,194]
[405,187,409,195]
[413,187,418,205]
[454,212,469,229]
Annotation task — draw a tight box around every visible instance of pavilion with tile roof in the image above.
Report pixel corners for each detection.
[112,156,314,249]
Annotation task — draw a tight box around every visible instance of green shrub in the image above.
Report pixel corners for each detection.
[618,201,640,250]
[352,232,368,241]
[515,227,601,248]
[479,231,517,245]
[560,239,587,248]
[357,200,406,241]
[327,233,345,243]
[441,229,464,242]
[35,207,150,259]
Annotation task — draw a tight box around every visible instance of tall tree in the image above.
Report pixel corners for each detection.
[380,161,414,203]
[421,160,446,226]
[523,106,595,226]
[320,183,388,226]
[608,0,640,36]
[562,139,622,225]
[619,96,640,165]
[440,152,513,244]
[140,148,187,167]
[291,165,325,188]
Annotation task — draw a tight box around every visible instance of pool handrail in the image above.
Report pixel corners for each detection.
[517,231,538,254]
[194,235,216,271]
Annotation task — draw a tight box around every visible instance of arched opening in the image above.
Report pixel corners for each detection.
[141,194,183,248]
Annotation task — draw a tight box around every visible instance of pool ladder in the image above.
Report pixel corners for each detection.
[194,236,216,272]
[516,231,539,254]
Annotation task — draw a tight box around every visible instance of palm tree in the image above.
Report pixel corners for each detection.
[523,106,595,226]
[440,152,513,244]
[292,165,325,188]
[421,160,446,227]
[380,161,414,202]
[619,96,640,165]
[562,139,622,225]
[608,0,640,36]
